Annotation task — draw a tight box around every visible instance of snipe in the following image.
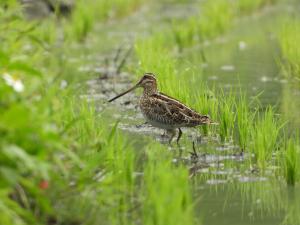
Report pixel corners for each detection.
[109,73,216,143]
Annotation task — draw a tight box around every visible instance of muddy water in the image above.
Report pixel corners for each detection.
[80,1,300,225]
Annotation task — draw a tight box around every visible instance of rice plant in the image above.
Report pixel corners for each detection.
[218,91,236,142]
[251,106,283,168]
[236,94,257,150]
[194,83,218,135]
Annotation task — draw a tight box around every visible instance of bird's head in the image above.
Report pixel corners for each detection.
[108,73,157,102]
[136,73,157,89]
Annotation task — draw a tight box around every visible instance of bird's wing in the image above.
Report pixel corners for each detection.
[148,93,210,126]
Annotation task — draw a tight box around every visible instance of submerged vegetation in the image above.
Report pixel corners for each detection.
[1,0,300,224]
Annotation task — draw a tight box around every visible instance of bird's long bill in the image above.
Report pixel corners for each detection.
[108,85,137,102]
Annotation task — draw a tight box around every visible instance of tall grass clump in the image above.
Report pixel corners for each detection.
[282,137,300,186]
[194,84,218,135]
[143,144,194,225]
[251,107,283,168]
[277,18,300,78]
[218,91,236,142]
[236,95,256,150]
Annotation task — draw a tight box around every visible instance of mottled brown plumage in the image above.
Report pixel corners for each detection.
[109,73,215,143]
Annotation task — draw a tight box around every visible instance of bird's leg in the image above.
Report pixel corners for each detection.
[167,129,176,144]
[176,128,183,144]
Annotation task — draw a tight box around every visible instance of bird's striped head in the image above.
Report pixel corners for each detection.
[137,73,157,88]
[108,73,158,102]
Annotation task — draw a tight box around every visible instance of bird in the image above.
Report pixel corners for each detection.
[108,73,216,143]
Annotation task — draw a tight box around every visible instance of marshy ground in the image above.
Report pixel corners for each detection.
[1,0,300,225]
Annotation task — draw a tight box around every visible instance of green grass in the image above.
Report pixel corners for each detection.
[251,107,283,168]
[236,94,257,150]
[218,91,236,143]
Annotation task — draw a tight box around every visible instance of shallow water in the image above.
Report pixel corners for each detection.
[80,1,300,224]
